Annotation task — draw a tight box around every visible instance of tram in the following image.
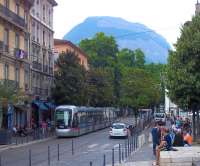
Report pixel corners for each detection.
[55,105,117,137]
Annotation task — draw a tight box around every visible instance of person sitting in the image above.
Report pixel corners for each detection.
[173,131,184,147]
[153,128,172,166]
[183,131,193,146]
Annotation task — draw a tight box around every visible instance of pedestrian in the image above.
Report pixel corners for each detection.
[183,131,193,146]
[173,130,184,147]
[151,122,161,155]
[153,128,173,166]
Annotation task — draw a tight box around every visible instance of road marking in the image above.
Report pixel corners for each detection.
[101,144,110,149]
[88,144,98,149]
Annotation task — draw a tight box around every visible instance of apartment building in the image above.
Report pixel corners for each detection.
[0,0,33,92]
[0,0,34,129]
[30,0,57,100]
[54,39,89,70]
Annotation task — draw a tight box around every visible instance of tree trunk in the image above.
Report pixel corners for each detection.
[197,110,200,137]
[192,109,196,141]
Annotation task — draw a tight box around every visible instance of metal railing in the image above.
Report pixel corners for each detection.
[0,3,26,29]
[32,61,42,71]
[32,87,49,96]
[0,79,19,89]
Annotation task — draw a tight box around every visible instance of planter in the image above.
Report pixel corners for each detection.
[0,129,11,145]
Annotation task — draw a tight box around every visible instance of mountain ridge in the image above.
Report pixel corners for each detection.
[63,16,170,63]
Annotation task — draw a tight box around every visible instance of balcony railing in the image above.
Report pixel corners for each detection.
[0,3,26,29]
[43,65,48,73]
[0,79,19,89]
[32,61,42,71]
[32,87,49,96]
[49,67,53,75]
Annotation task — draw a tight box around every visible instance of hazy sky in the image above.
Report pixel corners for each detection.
[54,0,197,47]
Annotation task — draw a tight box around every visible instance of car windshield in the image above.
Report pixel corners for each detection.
[112,124,125,129]
[155,114,165,118]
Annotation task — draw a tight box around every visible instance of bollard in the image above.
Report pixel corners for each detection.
[119,144,121,164]
[122,150,124,161]
[29,149,31,166]
[112,148,114,166]
[48,146,50,166]
[57,144,60,161]
[89,161,92,166]
[125,140,127,159]
[0,155,1,166]
[103,154,106,166]
[72,139,74,155]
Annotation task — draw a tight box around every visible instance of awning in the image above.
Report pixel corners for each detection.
[32,100,48,111]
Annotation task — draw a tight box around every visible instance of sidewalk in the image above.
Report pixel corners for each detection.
[0,135,55,152]
[121,142,155,166]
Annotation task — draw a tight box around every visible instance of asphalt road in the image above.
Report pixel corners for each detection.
[0,118,136,166]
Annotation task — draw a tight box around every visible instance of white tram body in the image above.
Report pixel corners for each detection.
[55,105,117,137]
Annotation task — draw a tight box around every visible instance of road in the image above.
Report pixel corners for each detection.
[0,118,136,166]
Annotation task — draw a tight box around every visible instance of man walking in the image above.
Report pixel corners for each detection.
[151,122,161,155]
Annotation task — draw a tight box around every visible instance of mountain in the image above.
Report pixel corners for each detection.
[63,16,170,63]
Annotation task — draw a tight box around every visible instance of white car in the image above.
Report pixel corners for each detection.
[109,123,128,138]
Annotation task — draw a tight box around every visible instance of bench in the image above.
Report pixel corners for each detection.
[160,146,200,166]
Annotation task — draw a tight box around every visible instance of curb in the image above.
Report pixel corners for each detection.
[0,136,56,152]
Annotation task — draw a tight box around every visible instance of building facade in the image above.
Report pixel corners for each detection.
[0,0,34,129]
[54,39,89,70]
[30,0,57,100]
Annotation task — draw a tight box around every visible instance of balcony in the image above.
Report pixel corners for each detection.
[0,79,19,89]
[32,61,42,71]
[49,67,53,75]
[0,3,26,30]
[32,87,48,96]
[14,48,28,60]
[43,65,48,73]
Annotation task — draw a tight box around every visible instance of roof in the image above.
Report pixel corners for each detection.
[54,39,88,59]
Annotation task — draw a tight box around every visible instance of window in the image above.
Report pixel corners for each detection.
[24,11,27,23]
[24,38,28,52]
[36,25,39,42]
[43,31,45,45]
[15,67,19,83]
[4,0,9,8]
[24,69,29,90]
[15,33,20,48]
[4,64,9,80]
[15,3,20,15]
[48,9,51,25]
[3,29,9,52]
[48,33,51,48]
[43,5,45,21]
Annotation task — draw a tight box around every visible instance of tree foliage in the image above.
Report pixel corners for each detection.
[166,15,200,110]
[52,51,86,105]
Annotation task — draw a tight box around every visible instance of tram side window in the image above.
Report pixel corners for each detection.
[72,113,79,128]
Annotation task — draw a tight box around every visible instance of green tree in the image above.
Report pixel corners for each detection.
[79,32,118,68]
[134,49,145,68]
[86,67,114,106]
[117,48,135,67]
[166,15,200,139]
[80,32,120,105]
[120,68,160,110]
[52,51,87,105]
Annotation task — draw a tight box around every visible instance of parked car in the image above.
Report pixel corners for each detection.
[109,123,128,138]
